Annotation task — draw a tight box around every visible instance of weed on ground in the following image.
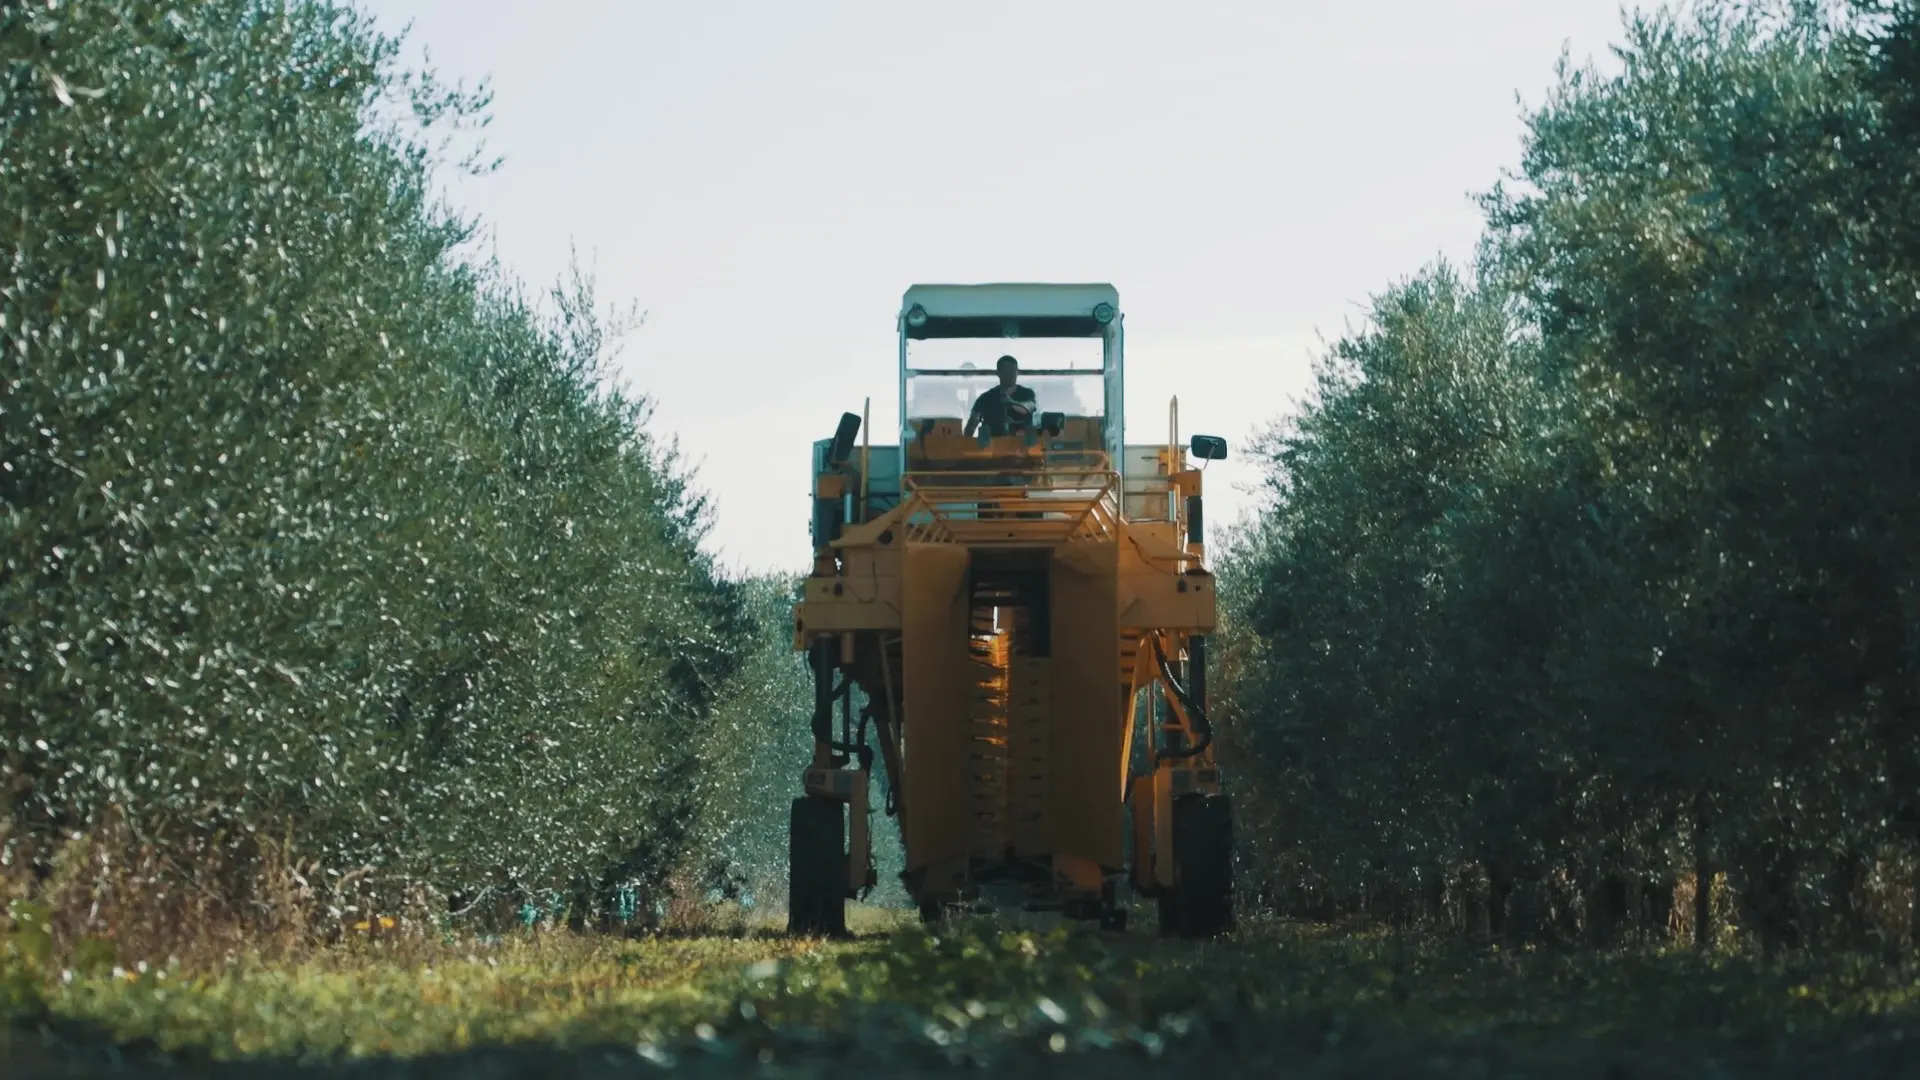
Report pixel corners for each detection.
[7,907,1920,1077]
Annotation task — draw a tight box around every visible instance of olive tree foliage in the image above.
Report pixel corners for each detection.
[1221,0,1920,947]
[1215,262,1552,917]
[1,0,759,918]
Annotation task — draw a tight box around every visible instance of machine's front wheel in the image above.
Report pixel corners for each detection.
[787,797,848,937]
[1162,794,1235,939]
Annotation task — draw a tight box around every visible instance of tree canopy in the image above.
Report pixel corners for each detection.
[1217,0,1920,949]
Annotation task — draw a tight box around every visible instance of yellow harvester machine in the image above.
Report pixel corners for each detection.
[789,283,1233,937]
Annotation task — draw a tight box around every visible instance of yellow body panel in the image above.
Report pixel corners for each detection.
[1047,539,1124,871]
[1007,655,1052,857]
[795,550,902,635]
[796,444,1222,915]
[1118,570,1215,631]
[899,543,972,880]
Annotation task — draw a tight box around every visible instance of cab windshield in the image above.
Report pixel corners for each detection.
[903,338,1105,426]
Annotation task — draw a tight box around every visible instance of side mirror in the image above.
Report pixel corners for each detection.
[828,412,861,464]
[1189,434,1227,461]
[1039,411,1065,436]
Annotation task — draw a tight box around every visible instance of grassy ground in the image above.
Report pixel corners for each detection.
[6,902,1920,1077]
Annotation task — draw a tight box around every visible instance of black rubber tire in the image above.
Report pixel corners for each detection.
[1096,881,1129,933]
[787,797,847,937]
[917,898,945,927]
[1168,794,1235,939]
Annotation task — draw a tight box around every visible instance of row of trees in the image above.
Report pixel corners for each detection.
[30,0,1920,958]
[1,0,814,934]
[1215,0,1920,951]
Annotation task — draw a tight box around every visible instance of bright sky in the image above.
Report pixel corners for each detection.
[360,0,1632,577]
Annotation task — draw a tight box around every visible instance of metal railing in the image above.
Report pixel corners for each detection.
[900,466,1121,546]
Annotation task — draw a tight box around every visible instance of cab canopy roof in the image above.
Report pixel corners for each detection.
[900,283,1119,340]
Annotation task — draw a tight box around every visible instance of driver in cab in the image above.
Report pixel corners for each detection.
[964,354,1038,438]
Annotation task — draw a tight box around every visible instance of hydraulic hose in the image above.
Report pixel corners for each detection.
[810,638,866,768]
[809,639,836,748]
[1150,634,1214,761]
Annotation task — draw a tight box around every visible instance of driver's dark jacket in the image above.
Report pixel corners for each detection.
[969,384,1037,436]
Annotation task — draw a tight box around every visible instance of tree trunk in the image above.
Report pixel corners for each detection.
[1644,874,1678,944]
[1426,866,1449,931]
[1488,863,1516,943]
[1830,849,1872,949]
[1464,863,1492,944]
[1693,797,1714,951]
[1507,877,1551,945]
[1910,860,1920,951]
[1737,839,1802,956]
[1588,871,1630,948]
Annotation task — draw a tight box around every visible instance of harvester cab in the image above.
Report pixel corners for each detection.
[790,283,1233,938]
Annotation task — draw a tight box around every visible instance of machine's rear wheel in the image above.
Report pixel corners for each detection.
[1156,890,1180,936]
[1160,794,1235,939]
[788,797,847,937]
[917,898,946,927]
[1096,879,1129,932]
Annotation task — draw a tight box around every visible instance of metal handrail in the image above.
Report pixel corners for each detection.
[899,468,1120,545]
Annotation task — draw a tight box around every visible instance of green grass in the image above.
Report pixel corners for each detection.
[9,906,1920,1076]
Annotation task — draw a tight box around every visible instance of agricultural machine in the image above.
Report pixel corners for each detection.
[789,284,1233,938]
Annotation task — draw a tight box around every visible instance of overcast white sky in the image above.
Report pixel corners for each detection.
[359,0,1633,576]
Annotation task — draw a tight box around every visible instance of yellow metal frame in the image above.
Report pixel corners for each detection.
[899,468,1121,547]
[794,391,1227,925]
